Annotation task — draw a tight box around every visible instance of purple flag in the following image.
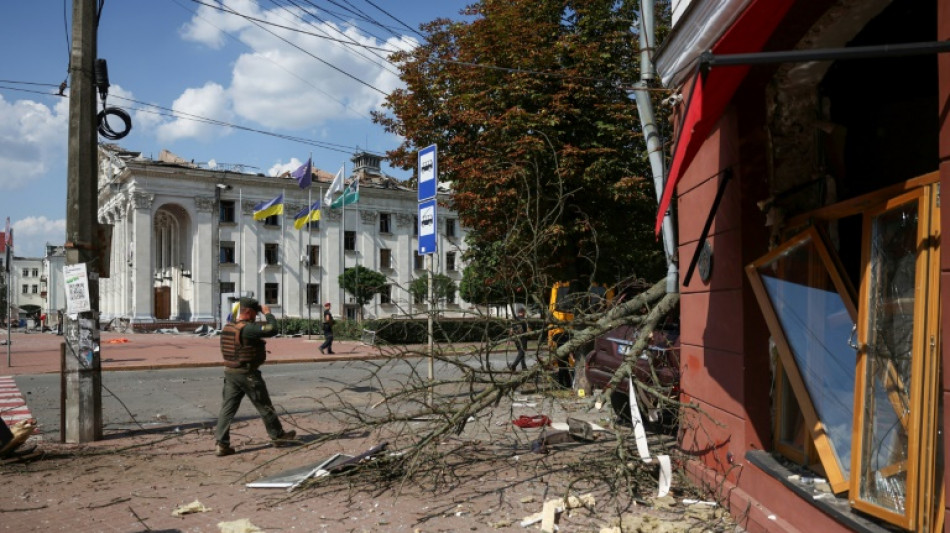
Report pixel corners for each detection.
[291,158,312,189]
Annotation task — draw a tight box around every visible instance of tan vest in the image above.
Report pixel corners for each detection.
[220,322,266,369]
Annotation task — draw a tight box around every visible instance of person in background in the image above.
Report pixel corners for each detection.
[214,297,296,456]
[508,308,531,371]
[319,302,335,354]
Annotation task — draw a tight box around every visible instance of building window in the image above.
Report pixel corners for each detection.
[380,213,391,234]
[220,241,235,264]
[380,248,392,269]
[413,215,419,236]
[306,283,320,306]
[413,286,424,304]
[21,284,28,294]
[379,284,392,305]
[344,231,356,251]
[31,268,38,277]
[307,245,319,267]
[262,214,280,227]
[22,268,28,277]
[220,200,236,223]
[414,251,424,270]
[220,281,235,294]
[264,243,279,265]
[264,283,279,305]
[445,218,456,237]
[445,290,455,304]
[307,219,320,231]
[31,285,38,294]
[446,252,456,271]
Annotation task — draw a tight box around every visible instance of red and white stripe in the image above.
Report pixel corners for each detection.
[0,376,34,425]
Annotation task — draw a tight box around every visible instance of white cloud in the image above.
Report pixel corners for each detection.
[179,3,412,132]
[268,157,305,177]
[11,216,66,258]
[0,95,68,190]
[155,83,235,144]
[179,0,260,49]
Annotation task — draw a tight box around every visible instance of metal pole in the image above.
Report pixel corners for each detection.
[63,0,103,443]
[427,253,434,393]
[633,0,678,294]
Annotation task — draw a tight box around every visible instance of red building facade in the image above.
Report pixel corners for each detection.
[655,0,950,531]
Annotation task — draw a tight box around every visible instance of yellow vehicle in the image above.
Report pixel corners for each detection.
[547,281,614,387]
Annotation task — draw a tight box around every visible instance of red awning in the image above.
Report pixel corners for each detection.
[655,0,795,235]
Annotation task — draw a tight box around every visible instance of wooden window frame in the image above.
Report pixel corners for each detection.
[849,185,940,529]
[746,226,858,494]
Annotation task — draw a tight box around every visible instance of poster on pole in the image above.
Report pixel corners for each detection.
[418,198,437,255]
[64,263,91,314]
[418,144,437,202]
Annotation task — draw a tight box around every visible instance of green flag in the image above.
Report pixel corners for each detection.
[330,179,359,209]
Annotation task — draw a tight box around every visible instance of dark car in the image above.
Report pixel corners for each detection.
[582,313,680,426]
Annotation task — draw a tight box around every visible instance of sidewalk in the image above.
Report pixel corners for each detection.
[0,329,382,376]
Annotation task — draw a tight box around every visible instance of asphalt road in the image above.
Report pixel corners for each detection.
[14,358,472,441]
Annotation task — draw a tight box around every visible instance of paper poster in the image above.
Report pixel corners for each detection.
[64,263,91,314]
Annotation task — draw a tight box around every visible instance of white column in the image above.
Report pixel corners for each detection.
[131,192,155,323]
[193,196,215,321]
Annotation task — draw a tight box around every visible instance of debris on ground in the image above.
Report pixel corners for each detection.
[105,338,130,344]
[520,493,596,531]
[218,518,264,532]
[171,500,211,517]
[156,327,180,334]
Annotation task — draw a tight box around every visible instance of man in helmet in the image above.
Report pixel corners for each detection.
[214,297,296,456]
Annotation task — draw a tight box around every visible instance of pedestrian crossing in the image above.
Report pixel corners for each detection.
[0,376,34,426]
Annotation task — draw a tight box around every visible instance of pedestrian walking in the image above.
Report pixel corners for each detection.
[319,302,335,354]
[214,297,296,457]
[509,308,531,371]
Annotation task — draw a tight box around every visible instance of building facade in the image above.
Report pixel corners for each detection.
[6,245,65,330]
[97,145,469,327]
[654,0,948,531]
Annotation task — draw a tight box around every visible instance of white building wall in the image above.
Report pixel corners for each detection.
[97,147,471,324]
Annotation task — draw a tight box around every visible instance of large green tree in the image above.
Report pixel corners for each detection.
[409,274,458,305]
[375,0,670,291]
[339,265,388,320]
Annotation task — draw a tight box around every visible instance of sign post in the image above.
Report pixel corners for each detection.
[417,145,438,401]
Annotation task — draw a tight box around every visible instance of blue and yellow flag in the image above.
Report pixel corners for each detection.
[253,193,284,220]
[293,199,321,230]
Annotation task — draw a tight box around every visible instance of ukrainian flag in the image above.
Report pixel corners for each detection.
[253,193,284,221]
[293,200,321,230]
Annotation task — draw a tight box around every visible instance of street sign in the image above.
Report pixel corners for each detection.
[418,144,437,202]
[418,198,437,255]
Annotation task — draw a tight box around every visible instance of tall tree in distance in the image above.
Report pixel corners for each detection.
[339,265,388,321]
[375,0,670,294]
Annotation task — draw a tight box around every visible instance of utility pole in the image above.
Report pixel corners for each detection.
[63,0,103,443]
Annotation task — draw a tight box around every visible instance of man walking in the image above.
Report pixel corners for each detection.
[214,298,296,456]
[319,302,335,354]
[508,308,531,371]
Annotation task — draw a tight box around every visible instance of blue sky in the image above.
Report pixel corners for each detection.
[0,0,471,257]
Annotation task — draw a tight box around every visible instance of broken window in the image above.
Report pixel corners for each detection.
[749,174,941,530]
[747,226,857,493]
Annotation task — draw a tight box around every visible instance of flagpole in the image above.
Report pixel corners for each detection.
[339,162,345,319]
[306,185,312,339]
[239,188,244,297]
[280,189,286,336]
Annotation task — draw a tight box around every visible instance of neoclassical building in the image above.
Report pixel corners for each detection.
[97,144,469,327]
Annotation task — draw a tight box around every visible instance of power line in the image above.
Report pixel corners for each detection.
[360,0,425,40]
[171,0,374,119]
[0,81,386,158]
[267,0,399,76]
[186,0,390,95]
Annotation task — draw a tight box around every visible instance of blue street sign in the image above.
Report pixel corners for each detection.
[418,144,437,202]
[418,198,437,255]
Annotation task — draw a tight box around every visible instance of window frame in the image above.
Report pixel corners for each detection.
[264,282,279,305]
[264,243,279,266]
